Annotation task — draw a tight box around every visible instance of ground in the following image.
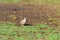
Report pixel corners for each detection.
[0,4,59,27]
[0,22,60,40]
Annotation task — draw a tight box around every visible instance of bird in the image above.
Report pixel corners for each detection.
[19,17,26,26]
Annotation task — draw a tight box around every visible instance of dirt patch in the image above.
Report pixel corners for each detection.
[0,4,59,27]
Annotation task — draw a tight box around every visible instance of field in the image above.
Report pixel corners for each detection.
[0,22,60,40]
[0,0,60,40]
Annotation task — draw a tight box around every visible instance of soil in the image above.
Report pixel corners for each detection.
[0,4,59,27]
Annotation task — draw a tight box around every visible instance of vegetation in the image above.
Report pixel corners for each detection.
[0,22,60,40]
[0,0,60,4]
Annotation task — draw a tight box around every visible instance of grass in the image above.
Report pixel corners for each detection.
[0,0,60,4]
[0,22,60,40]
